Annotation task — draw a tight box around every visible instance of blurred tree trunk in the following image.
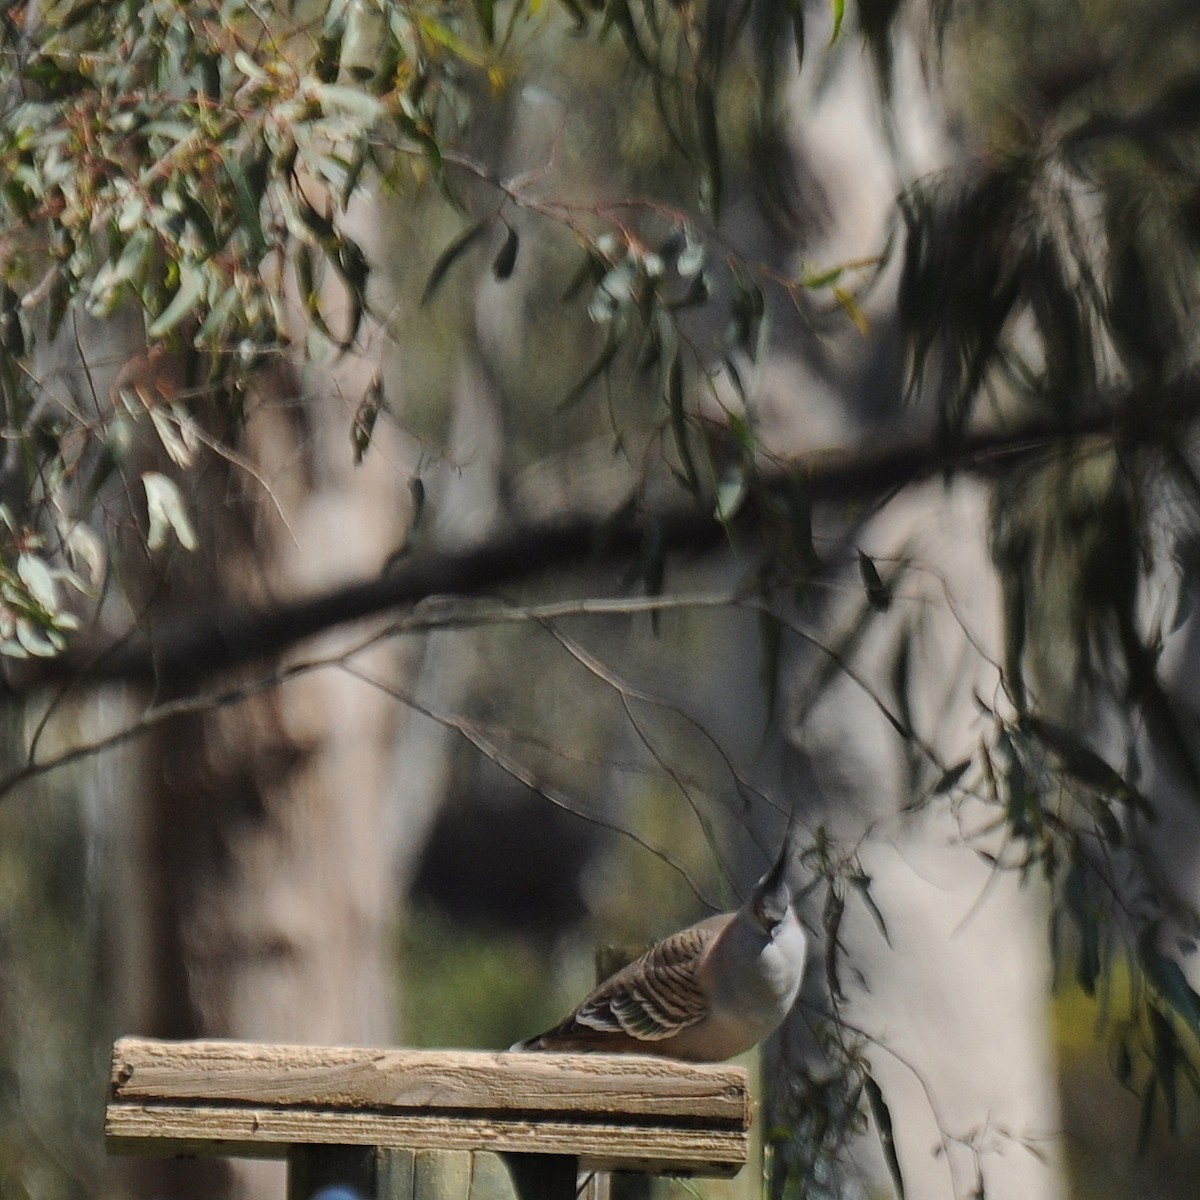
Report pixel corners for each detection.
[91,225,435,1200]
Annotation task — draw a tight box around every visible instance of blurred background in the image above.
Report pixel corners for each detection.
[6,2,1200,1199]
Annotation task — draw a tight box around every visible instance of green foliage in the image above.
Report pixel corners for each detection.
[0,0,511,358]
[910,0,1200,434]
[0,507,89,659]
[0,0,913,687]
[0,0,602,660]
[767,1040,896,1200]
[0,0,865,664]
[884,8,1200,1161]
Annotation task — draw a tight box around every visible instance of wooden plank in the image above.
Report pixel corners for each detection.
[105,1105,746,1173]
[414,1150,475,1200]
[376,1149,417,1200]
[106,1039,751,1177]
[379,1148,577,1200]
[109,1039,748,1124]
[579,1168,611,1200]
[467,1151,526,1200]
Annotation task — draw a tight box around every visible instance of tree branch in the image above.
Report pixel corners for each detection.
[5,399,1194,694]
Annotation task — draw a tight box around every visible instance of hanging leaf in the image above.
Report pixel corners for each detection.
[294,242,342,346]
[823,885,847,1002]
[331,235,370,347]
[858,550,892,611]
[779,473,818,573]
[696,77,723,218]
[352,374,384,463]
[142,472,198,551]
[1150,1006,1180,1136]
[16,553,59,614]
[933,758,972,795]
[559,334,621,410]
[715,464,748,522]
[409,476,426,530]
[626,518,666,633]
[1019,715,1150,815]
[1063,855,1101,996]
[562,248,607,301]
[728,276,766,360]
[863,1072,905,1200]
[1139,933,1200,1039]
[589,260,637,322]
[473,0,496,42]
[555,0,591,31]
[223,152,269,257]
[147,264,205,339]
[493,222,520,280]
[789,0,806,70]
[421,218,491,306]
[12,618,64,658]
[602,0,658,73]
[1136,1078,1158,1158]
[890,624,915,744]
[665,350,700,495]
[148,405,201,469]
[758,606,784,720]
[1110,1033,1135,1091]
[828,0,845,45]
[849,873,891,945]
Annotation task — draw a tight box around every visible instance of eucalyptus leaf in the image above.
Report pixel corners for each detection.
[559,335,621,410]
[715,467,747,522]
[14,618,62,657]
[352,375,384,463]
[666,350,699,495]
[143,472,198,552]
[864,1073,905,1200]
[421,219,491,307]
[16,553,59,613]
[828,0,846,44]
[493,223,519,280]
[147,264,206,339]
[932,758,972,795]
[858,551,892,611]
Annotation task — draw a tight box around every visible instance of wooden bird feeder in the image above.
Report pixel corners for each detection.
[105,1037,752,1200]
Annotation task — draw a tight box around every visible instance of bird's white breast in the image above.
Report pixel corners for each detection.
[760,915,807,1010]
[705,909,807,1030]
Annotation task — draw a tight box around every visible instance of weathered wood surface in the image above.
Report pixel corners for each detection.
[106,1039,750,1176]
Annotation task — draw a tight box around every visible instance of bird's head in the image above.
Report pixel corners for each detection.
[748,830,795,933]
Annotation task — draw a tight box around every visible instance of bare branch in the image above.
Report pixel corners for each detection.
[6,397,1197,694]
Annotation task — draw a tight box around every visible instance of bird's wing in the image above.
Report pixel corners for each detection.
[568,915,728,1041]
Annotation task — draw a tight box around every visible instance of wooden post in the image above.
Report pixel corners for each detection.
[288,1144,377,1200]
[106,1038,751,1200]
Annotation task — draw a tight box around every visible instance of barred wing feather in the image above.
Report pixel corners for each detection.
[572,917,723,1040]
